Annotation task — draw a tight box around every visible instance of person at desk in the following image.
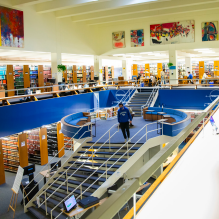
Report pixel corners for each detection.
[24,87,31,101]
[152,75,157,86]
[137,73,141,84]
[118,102,132,143]
[188,72,193,84]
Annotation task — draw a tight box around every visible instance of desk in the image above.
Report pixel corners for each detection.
[62,197,108,219]
[157,112,166,121]
[40,169,56,184]
[163,115,176,123]
[145,110,155,121]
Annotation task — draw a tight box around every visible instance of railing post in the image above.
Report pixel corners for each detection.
[92,145,94,167]
[127,141,129,159]
[146,125,147,141]
[106,161,108,180]
[109,130,111,151]
[133,192,136,219]
[45,193,48,215]
[80,185,82,200]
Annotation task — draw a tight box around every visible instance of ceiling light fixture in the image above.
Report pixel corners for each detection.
[113,54,125,56]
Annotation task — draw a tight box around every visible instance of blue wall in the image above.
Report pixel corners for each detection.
[156,89,219,110]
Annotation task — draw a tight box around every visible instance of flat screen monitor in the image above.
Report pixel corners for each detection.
[50,161,61,171]
[23,164,35,176]
[48,78,56,84]
[63,195,77,213]
[94,77,99,80]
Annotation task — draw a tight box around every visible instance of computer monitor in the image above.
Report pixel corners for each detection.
[63,195,77,213]
[23,164,35,176]
[50,161,61,171]
[94,76,99,80]
[48,78,56,84]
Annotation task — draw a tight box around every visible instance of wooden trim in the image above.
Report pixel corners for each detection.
[23,65,30,88]
[199,61,204,83]
[90,66,94,80]
[124,108,217,219]
[214,61,219,76]
[133,64,138,76]
[111,66,114,78]
[0,139,6,185]
[38,65,44,92]
[7,65,15,96]
[40,127,48,166]
[57,122,65,158]
[18,133,28,168]
[73,65,77,83]
[83,65,86,83]
[63,65,67,82]
[157,63,162,78]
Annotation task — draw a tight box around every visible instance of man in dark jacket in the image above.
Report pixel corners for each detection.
[118,102,132,142]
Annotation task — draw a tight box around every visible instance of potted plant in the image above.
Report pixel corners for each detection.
[167,62,174,68]
[57,64,66,73]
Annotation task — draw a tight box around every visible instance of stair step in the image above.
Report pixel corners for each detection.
[33,202,66,219]
[73,156,127,162]
[54,177,100,190]
[46,188,67,199]
[69,161,121,169]
[59,171,107,182]
[83,146,140,150]
[39,195,63,208]
[78,151,134,156]
[49,183,92,197]
[63,166,115,176]
[28,206,48,219]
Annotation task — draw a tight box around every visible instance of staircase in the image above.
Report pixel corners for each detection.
[27,141,143,219]
[127,88,154,117]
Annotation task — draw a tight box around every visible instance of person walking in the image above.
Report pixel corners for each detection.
[118,102,132,142]
[161,69,165,85]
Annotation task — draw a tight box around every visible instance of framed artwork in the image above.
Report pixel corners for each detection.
[0,6,24,48]
[202,21,218,41]
[112,31,125,49]
[150,20,195,45]
[131,29,144,47]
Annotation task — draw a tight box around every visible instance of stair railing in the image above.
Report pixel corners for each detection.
[52,121,163,219]
[141,87,159,116]
[23,121,93,208]
[36,122,120,214]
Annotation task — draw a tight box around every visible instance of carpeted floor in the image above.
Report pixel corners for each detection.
[91,117,161,144]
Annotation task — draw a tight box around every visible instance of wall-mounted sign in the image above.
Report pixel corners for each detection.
[25,72,28,74]
[200,66,203,68]
[9,72,12,75]
[21,141,25,147]
[40,72,42,74]
[42,135,46,140]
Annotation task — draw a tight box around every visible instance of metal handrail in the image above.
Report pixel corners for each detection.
[37,122,120,211]
[52,121,162,219]
[23,121,93,202]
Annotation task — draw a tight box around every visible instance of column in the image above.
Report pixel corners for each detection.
[94,55,102,82]
[51,52,62,83]
[185,57,192,74]
[122,58,132,80]
[169,49,178,85]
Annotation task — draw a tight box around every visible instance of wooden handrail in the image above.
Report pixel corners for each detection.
[124,105,219,219]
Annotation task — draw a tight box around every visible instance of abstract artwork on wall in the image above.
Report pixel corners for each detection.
[202,22,218,41]
[112,31,125,49]
[0,6,24,48]
[130,29,144,47]
[150,20,195,45]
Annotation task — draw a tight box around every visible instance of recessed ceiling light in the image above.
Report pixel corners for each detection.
[113,54,125,56]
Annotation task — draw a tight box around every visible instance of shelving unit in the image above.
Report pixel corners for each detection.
[14,65,24,95]
[0,139,6,185]
[102,66,108,82]
[64,136,72,150]
[178,62,186,72]
[214,61,219,76]
[43,65,51,83]
[157,63,162,78]
[137,65,145,77]
[108,66,114,80]
[6,65,14,97]
[199,61,205,80]
[47,123,64,158]
[132,64,138,76]
[0,66,7,90]
[38,65,44,92]
[86,66,94,81]
[66,65,73,83]
[150,63,157,75]
[145,64,150,78]
[192,61,199,79]
[2,133,28,173]
[27,127,48,165]
[30,66,38,88]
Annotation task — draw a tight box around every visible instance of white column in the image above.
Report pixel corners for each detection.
[122,58,133,80]
[94,55,102,82]
[185,57,192,74]
[169,49,178,85]
[51,52,62,83]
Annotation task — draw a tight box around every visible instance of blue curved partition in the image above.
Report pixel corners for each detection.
[61,113,91,139]
[147,107,191,136]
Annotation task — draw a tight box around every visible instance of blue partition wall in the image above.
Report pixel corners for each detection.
[156,89,219,110]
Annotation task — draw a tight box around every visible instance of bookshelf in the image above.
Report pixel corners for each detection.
[145,64,150,78]
[157,63,162,78]
[76,66,84,83]
[66,65,73,83]
[132,64,138,76]
[192,61,199,79]
[102,66,108,82]
[2,133,28,173]
[38,65,44,92]
[199,61,205,80]
[150,63,157,75]
[6,65,14,96]
[27,127,48,165]
[43,66,52,83]
[178,62,186,72]
[30,66,38,88]
[86,66,94,81]
[14,65,24,95]
[137,64,145,77]
[0,139,5,185]
[73,65,77,83]
[23,65,30,88]
[0,66,7,91]
[64,136,72,150]
[214,61,219,76]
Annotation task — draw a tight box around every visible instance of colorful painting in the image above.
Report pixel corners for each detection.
[130,29,144,47]
[112,31,125,49]
[150,20,195,45]
[0,6,24,48]
[202,21,218,41]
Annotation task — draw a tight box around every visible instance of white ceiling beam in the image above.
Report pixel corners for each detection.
[55,0,165,18]
[36,0,109,13]
[85,2,219,25]
[71,0,218,22]
[11,0,51,6]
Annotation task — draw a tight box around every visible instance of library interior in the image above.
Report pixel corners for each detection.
[1,1,219,219]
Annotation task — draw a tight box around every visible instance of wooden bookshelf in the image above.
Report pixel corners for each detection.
[0,139,6,185]
[83,65,86,83]
[145,64,150,77]
[73,65,77,83]
[27,127,48,165]
[6,65,14,97]
[157,63,162,78]
[111,66,114,78]
[57,122,65,158]
[23,65,30,88]
[199,61,204,82]
[38,65,44,92]
[214,61,219,76]
[90,66,94,80]
[133,64,138,76]
[63,65,67,82]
